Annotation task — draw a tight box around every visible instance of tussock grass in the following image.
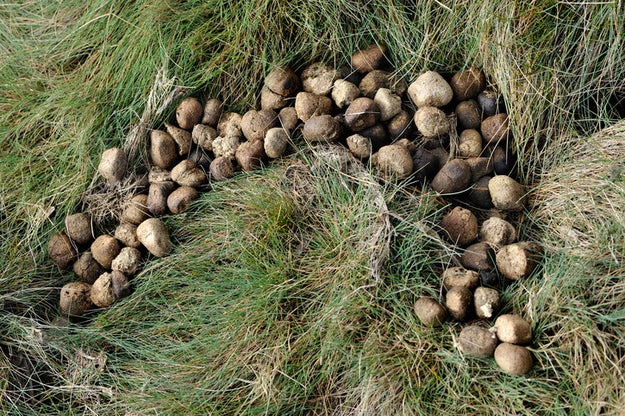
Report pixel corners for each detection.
[1,0,625,414]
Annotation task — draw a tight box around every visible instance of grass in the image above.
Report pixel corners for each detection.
[1,0,625,414]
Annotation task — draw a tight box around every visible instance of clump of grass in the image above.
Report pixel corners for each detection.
[527,122,625,412]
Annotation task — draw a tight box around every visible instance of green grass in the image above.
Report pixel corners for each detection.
[2,0,625,414]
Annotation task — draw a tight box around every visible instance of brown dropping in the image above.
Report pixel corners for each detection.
[351,44,388,73]
[494,343,533,376]
[344,97,380,132]
[48,232,77,270]
[73,252,105,284]
[91,235,121,269]
[65,212,93,246]
[114,223,141,249]
[450,68,486,101]
[430,159,471,194]
[240,109,278,142]
[175,97,203,130]
[461,242,495,271]
[458,325,498,357]
[121,194,150,225]
[302,115,342,142]
[414,297,447,327]
[202,98,223,127]
[481,113,510,145]
[442,266,479,290]
[210,157,235,181]
[265,67,301,97]
[445,286,473,321]
[440,206,478,246]
[374,144,413,180]
[59,281,93,316]
[167,186,199,215]
[496,242,542,280]
[165,122,193,156]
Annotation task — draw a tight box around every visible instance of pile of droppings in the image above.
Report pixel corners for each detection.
[49,43,541,376]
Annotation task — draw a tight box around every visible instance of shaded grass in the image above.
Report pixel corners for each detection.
[1,0,625,414]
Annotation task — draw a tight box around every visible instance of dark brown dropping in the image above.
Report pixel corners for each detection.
[430,159,472,194]
[477,90,505,117]
[492,146,516,175]
[167,186,199,214]
[467,176,494,209]
[412,148,440,181]
[455,99,481,130]
[147,181,175,216]
[465,157,494,182]
[188,146,211,170]
[479,270,499,287]
[481,113,510,145]
[386,109,414,140]
[73,252,105,284]
[450,68,486,101]
[460,242,495,272]
[111,270,132,299]
[359,124,388,150]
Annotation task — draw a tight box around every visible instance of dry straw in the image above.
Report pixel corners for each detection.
[532,120,625,263]
[81,67,187,228]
